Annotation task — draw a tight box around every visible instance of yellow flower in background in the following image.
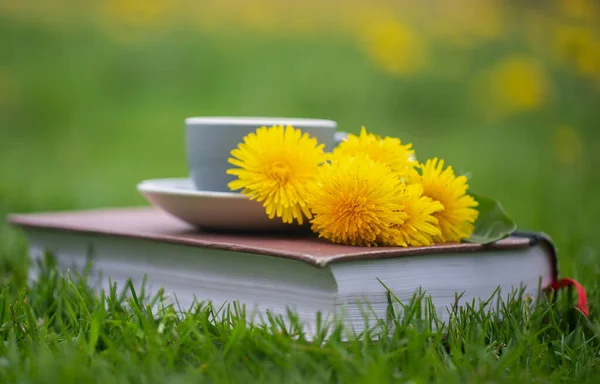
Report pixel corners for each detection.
[419,158,479,243]
[471,54,551,119]
[308,154,408,246]
[103,0,170,27]
[98,0,176,43]
[227,125,326,225]
[554,125,583,165]
[359,18,427,76]
[557,0,599,22]
[554,25,600,78]
[331,126,419,182]
[489,55,549,113]
[233,0,281,35]
[391,183,445,247]
[428,0,505,47]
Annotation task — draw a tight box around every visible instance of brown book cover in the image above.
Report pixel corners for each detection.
[8,206,538,267]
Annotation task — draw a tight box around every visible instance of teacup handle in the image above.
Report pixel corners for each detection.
[334,131,349,146]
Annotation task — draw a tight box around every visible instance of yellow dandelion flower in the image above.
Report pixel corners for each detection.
[359,18,427,76]
[489,55,548,112]
[558,0,599,22]
[391,183,444,247]
[554,25,600,77]
[308,154,408,246]
[227,124,326,225]
[332,126,419,182]
[419,158,479,243]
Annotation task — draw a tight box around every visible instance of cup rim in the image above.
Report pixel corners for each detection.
[185,116,337,128]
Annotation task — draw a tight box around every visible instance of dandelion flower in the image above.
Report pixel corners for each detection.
[332,126,419,181]
[308,154,408,246]
[391,183,445,247]
[227,125,326,225]
[419,157,479,243]
[360,19,427,75]
[489,55,548,112]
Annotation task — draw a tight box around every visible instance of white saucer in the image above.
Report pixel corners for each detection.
[137,178,305,232]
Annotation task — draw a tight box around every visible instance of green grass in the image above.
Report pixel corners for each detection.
[1,15,600,383]
[0,257,598,383]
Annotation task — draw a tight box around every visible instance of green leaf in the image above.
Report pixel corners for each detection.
[466,192,517,244]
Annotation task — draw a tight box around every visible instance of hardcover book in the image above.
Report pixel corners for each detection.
[6,207,588,336]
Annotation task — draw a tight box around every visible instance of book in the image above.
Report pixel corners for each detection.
[6,207,588,337]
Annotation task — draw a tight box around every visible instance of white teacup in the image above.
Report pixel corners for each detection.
[185,117,347,192]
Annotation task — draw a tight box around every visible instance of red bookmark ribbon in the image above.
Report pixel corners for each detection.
[548,277,589,316]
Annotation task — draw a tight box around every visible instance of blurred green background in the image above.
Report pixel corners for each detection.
[1,0,599,286]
